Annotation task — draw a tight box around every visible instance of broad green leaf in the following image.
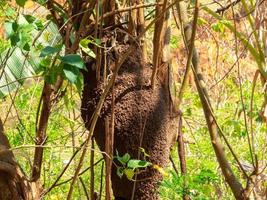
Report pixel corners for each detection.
[12,22,19,32]
[20,23,35,32]
[94,38,101,46]
[16,0,27,7]
[4,22,13,38]
[18,31,31,49]
[127,159,151,169]
[60,54,85,69]
[24,14,36,23]
[40,45,62,57]
[10,34,20,46]
[63,64,80,83]
[115,152,131,166]
[124,169,135,180]
[23,43,30,51]
[122,153,131,163]
[79,39,96,58]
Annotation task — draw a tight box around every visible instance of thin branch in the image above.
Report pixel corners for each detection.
[216,0,241,14]
[79,177,90,200]
[176,0,246,199]
[231,4,255,168]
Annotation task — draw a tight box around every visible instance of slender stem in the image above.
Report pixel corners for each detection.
[90,138,95,200]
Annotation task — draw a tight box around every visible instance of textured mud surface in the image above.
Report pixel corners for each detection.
[81,48,178,199]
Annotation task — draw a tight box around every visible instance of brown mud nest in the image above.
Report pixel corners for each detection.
[81,40,178,199]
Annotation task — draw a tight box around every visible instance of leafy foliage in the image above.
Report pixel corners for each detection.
[114,151,151,180]
[160,169,219,199]
[0,10,61,98]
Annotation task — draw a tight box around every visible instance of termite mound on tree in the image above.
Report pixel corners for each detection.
[81,37,178,199]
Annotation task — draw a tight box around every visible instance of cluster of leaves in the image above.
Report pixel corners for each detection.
[197,17,231,35]
[3,5,86,87]
[2,1,91,93]
[39,45,85,90]
[5,10,44,51]
[114,149,151,181]
[160,169,219,199]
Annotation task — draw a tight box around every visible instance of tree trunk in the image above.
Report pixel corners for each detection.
[0,119,38,199]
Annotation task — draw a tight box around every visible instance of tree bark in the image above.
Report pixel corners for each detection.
[0,119,38,199]
[32,83,52,181]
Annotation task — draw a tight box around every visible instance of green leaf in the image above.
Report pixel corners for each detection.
[197,17,208,26]
[63,64,80,83]
[75,73,83,93]
[23,43,30,51]
[40,45,62,57]
[94,38,101,46]
[127,160,151,169]
[16,0,27,7]
[5,22,14,38]
[122,153,131,163]
[116,167,124,179]
[60,54,85,69]
[79,39,96,58]
[211,22,224,33]
[10,34,20,46]
[139,147,150,158]
[17,31,31,49]
[115,152,131,166]
[38,58,51,73]
[34,20,44,30]
[34,0,46,5]
[5,7,15,17]
[12,22,19,32]
[24,15,36,23]
[124,168,135,180]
